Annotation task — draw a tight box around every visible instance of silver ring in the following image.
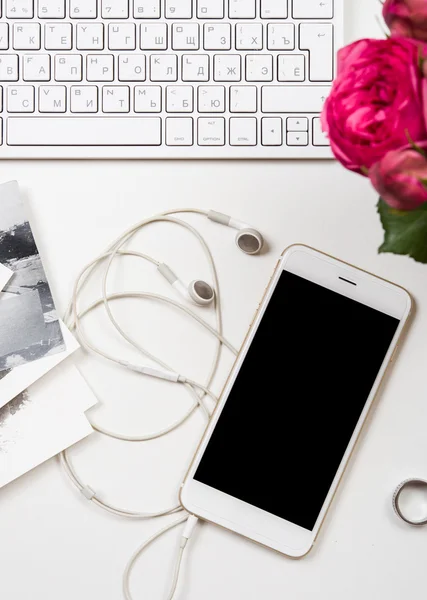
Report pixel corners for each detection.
[392,478,427,526]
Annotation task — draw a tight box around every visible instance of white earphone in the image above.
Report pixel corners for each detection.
[207,209,264,255]
[61,207,266,600]
[157,263,215,306]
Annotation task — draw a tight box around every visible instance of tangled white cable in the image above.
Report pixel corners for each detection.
[61,208,265,599]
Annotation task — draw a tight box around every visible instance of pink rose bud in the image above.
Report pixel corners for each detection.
[383,0,427,42]
[369,147,427,211]
[321,38,427,174]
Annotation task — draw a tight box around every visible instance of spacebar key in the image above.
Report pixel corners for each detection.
[7,117,162,146]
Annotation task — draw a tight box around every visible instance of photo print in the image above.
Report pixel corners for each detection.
[0,369,30,453]
[0,181,65,371]
[0,362,97,489]
[0,321,79,411]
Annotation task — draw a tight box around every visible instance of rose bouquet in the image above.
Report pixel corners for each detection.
[321,0,427,263]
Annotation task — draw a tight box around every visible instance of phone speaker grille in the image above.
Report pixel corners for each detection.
[339,276,357,286]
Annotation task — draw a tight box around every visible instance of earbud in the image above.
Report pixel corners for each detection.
[207,210,264,255]
[157,263,215,306]
[187,279,215,306]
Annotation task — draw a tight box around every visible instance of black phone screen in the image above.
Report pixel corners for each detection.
[195,270,400,531]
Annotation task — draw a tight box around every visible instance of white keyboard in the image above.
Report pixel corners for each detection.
[0,0,343,159]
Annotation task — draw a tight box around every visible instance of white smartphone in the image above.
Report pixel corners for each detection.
[180,245,412,558]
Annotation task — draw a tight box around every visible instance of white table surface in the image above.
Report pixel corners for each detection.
[1,2,427,599]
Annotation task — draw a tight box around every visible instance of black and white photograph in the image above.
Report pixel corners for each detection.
[0,320,79,412]
[0,182,65,372]
[0,362,97,490]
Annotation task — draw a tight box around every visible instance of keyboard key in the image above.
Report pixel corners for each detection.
[230,117,257,146]
[182,54,209,81]
[204,24,231,51]
[292,0,333,19]
[6,0,34,19]
[13,23,41,50]
[87,54,114,81]
[262,86,330,113]
[198,85,225,112]
[108,23,136,50]
[246,55,273,82]
[118,54,146,81]
[38,0,65,18]
[261,117,282,145]
[198,117,225,145]
[134,0,160,18]
[166,85,193,112]
[299,23,334,82]
[45,23,72,50]
[150,54,177,81]
[287,117,308,131]
[261,0,287,18]
[287,131,308,146]
[214,55,241,81]
[140,23,167,50]
[76,23,104,50]
[313,117,329,146]
[0,24,9,50]
[0,55,19,81]
[197,0,224,19]
[230,85,257,113]
[7,117,162,145]
[278,55,305,82]
[229,0,255,19]
[23,54,50,80]
[102,85,130,112]
[39,85,66,112]
[166,0,192,18]
[55,54,82,81]
[134,85,161,112]
[7,85,34,112]
[172,23,199,50]
[70,85,98,112]
[166,117,193,145]
[267,24,294,50]
[235,24,262,50]
[101,0,129,18]
[70,0,97,18]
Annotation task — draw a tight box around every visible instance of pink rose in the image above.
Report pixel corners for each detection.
[383,0,427,42]
[321,38,427,174]
[369,146,427,210]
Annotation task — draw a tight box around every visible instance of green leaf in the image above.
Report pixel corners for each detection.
[378,198,427,263]
[405,129,427,157]
[418,45,426,71]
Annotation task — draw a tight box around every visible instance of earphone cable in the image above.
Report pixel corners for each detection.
[122,514,199,600]
[59,208,259,597]
[63,209,209,327]
[61,214,237,521]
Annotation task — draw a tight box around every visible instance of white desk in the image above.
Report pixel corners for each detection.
[1,2,427,598]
